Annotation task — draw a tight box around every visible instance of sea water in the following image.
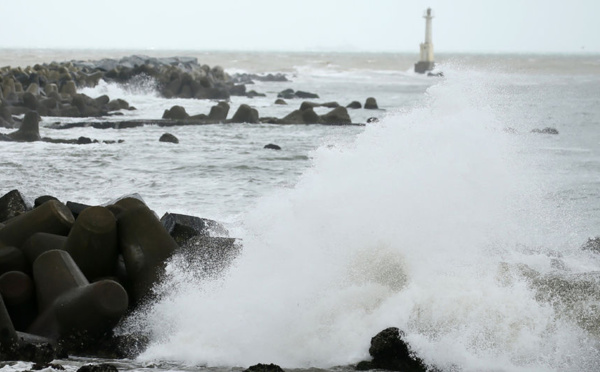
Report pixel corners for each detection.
[0,50,600,371]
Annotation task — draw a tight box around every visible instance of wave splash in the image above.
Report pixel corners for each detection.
[123,67,600,371]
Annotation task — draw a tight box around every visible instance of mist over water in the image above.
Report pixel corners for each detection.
[122,68,600,371]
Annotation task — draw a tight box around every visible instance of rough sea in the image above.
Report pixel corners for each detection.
[1,50,600,372]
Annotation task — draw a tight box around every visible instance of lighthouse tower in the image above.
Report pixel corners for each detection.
[414,8,435,73]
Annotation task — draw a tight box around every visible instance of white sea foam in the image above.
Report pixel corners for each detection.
[124,68,600,371]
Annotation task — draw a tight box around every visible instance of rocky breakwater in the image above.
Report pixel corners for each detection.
[0,55,247,128]
[0,189,239,362]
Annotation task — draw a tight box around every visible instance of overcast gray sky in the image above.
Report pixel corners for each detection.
[0,0,598,53]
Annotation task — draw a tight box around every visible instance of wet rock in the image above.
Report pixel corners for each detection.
[161,212,228,245]
[366,117,379,123]
[295,90,319,99]
[246,90,266,98]
[107,99,130,111]
[362,327,427,371]
[347,101,362,109]
[277,88,295,99]
[320,106,351,124]
[531,127,559,134]
[230,104,259,124]
[274,99,287,105]
[264,143,281,150]
[162,105,189,120]
[77,137,93,144]
[76,364,118,372]
[0,271,37,331]
[364,97,379,109]
[159,133,179,144]
[243,364,285,372]
[0,189,30,223]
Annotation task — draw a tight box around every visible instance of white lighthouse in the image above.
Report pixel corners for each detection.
[414,8,435,73]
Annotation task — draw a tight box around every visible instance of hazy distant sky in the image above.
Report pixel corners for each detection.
[0,0,598,53]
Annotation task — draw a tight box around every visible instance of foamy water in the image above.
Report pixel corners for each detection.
[1,51,600,371]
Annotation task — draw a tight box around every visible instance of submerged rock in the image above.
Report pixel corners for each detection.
[243,364,285,372]
[531,127,559,134]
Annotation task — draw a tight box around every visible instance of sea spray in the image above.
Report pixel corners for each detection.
[123,68,600,371]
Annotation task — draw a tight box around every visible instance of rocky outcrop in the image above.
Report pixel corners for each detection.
[356,327,427,371]
[159,133,179,144]
[277,89,319,100]
[230,104,259,124]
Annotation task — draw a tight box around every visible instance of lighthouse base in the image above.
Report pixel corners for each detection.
[414,61,435,74]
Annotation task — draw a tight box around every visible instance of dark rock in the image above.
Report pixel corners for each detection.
[30,362,65,370]
[162,105,189,120]
[76,364,118,372]
[77,136,92,144]
[531,127,559,135]
[366,327,427,372]
[243,364,285,372]
[246,90,266,98]
[34,196,59,208]
[366,117,379,123]
[277,89,295,99]
[355,361,375,370]
[107,99,130,111]
[159,133,179,144]
[264,144,281,150]
[161,212,229,246]
[229,84,247,96]
[230,104,259,124]
[7,112,41,142]
[364,97,379,110]
[295,90,319,99]
[347,101,362,109]
[427,71,444,77]
[320,107,351,124]
[0,189,29,223]
[274,99,287,105]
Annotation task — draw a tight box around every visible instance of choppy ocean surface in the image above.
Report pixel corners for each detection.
[1,50,600,372]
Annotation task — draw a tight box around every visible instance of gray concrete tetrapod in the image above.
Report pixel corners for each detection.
[64,206,118,281]
[0,200,74,248]
[0,293,18,346]
[0,271,36,331]
[21,232,67,265]
[117,203,178,304]
[28,250,128,340]
[0,246,29,275]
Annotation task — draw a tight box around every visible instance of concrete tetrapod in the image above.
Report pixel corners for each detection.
[21,232,68,265]
[116,203,178,304]
[0,271,36,331]
[0,200,74,248]
[64,206,118,281]
[28,250,128,340]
